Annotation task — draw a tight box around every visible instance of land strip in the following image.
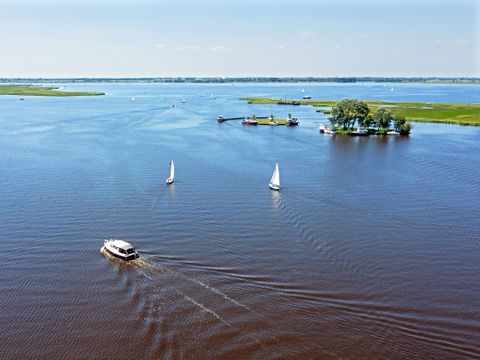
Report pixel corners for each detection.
[240,97,480,126]
[0,85,104,96]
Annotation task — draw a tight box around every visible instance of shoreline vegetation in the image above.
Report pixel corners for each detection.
[0,77,479,84]
[0,85,105,96]
[240,97,480,126]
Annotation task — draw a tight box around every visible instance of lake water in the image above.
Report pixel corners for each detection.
[0,83,479,359]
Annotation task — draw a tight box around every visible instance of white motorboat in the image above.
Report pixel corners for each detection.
[351,128,368,136]
[103,239,139,261]
[166,160,175,184]
[269,162,281,191]
[319,124,337,135]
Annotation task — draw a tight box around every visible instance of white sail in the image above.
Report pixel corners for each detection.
[270,162,280,188]
[170,160,175,180]
[131,96,135,102]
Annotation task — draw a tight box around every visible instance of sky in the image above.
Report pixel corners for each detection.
[0,0,478,77]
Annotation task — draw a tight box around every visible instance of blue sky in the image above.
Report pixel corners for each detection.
[0,0,478,77]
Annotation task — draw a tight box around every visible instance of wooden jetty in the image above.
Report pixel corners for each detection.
[216,115,245,122]
[217,115,268,123]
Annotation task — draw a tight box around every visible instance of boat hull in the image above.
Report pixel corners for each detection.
[166,177,174,184]
[269,183,280,191]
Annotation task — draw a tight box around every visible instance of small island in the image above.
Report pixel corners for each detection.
[324,99,412,135]
[0,84,105,97]
[241,97,480,126]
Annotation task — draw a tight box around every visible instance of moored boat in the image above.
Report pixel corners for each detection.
[319,124,337,135]
[242,117,258,125]
[285,114,299,126]
[285,118,299,126]
[103,239,139,261]
[387,130,400,135]
[351,128,368,136]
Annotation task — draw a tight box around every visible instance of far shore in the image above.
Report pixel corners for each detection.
[0,85,105,97]
[240,97,480,126]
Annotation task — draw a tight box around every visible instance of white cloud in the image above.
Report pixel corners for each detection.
[299,30,318,37]
[210,46,228,52]
[353,33,368,39]
[154,43,166,48]
[296,45,314,51]
[274,45,286,51]
[175,45,200,51]
[334,45,341,51]
[455,38,469,46]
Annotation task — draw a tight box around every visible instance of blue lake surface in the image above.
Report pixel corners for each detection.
[0,82,479,359]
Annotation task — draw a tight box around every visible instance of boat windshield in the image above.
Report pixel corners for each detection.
[126,248,135,254]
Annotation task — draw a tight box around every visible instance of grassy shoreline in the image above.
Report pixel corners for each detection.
[0,85,104,97]
[240,97,480,126]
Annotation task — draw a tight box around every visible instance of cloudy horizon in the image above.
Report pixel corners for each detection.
[0,0,478,78]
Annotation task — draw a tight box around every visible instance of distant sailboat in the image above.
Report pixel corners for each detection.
[301,88,305,94]
[166,160,174,185]
[269,162,280,191]
[390,87,394,92]
[181,98,186,103]
[131,96,136,102]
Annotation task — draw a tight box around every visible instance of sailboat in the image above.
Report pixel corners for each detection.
[301,88,305,94]
[165,160,175,185]
[131,96,136,102]
[269,162,280,191]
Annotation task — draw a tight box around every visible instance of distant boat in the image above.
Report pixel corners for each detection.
[390,88,394,92]
[131,96,135,102]
[210,94,216,99]
[181,99,186,103]
[302,95,311,99]
[269,162,281,191]
[301,88,305,93]
[166,160,174,185]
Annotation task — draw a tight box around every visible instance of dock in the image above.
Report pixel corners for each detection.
[217,115,299,126]
[217,115,268,122]
[216,116,245,122]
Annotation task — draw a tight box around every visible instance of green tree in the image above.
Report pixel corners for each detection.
[363,113,374,128]
[393,114,406,131]
[373,107,394,129]
[330,99,370,129]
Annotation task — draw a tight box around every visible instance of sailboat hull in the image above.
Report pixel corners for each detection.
[269,183,280,191]
[166,177,174,185]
